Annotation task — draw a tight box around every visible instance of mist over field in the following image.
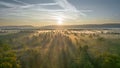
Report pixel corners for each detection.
[0,25,120,68]
[0,0,120,68]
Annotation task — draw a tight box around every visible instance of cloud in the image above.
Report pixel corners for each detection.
[36,3,58,6]
[53,0,87,16]
[0,1,19,8]
[13,0,28,5]
[0,0,89,23]
[54,0,77,11]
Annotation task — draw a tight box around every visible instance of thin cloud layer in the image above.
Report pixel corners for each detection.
[1,0,119,25]
[0,0,87,23]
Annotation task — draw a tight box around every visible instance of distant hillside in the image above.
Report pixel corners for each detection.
[0,23,120,30]
[40,23,120,29]
[0,25,35,30]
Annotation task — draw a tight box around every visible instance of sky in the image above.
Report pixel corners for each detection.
[0,0,120,26]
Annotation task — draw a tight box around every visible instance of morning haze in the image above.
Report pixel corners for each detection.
[0,0,120,68]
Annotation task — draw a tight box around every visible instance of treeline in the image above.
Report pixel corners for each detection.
[0,30,120,68]
[0,41,21,68]
[71,45,120,68]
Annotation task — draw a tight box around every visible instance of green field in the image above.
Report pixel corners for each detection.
[0,30,120,68]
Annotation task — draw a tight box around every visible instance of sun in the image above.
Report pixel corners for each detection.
[57,17,63,25]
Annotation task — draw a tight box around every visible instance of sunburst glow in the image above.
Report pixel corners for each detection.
[57,17,63,25]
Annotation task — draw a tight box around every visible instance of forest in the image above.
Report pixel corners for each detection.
[0,29,120,68]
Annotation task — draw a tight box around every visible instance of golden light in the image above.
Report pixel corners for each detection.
[57,17,63,25]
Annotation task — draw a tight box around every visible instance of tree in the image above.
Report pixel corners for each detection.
[95,53,120,68]
[0,41,21,68]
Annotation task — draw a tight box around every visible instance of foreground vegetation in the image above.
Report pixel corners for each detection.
[0,30,120,68]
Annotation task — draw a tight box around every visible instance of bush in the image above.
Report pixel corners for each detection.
[95,53,120,68]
